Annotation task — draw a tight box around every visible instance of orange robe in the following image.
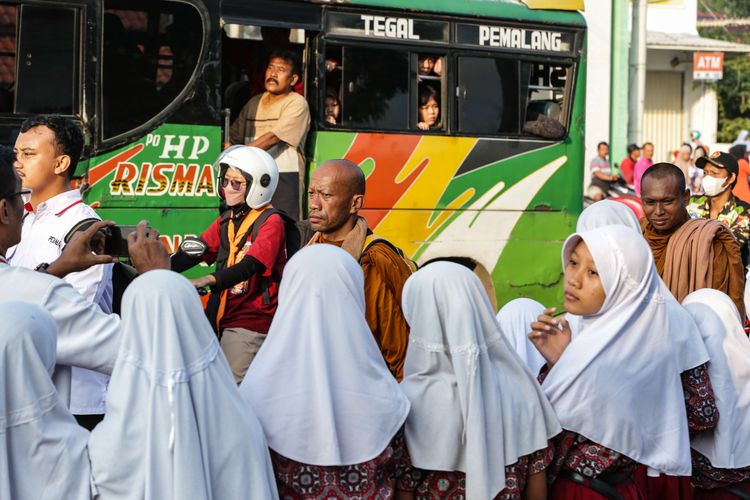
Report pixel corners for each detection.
[641,216,746,319]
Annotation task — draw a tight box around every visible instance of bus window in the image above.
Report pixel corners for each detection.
[339,45,408,131]
[416,53,445,132]
[521,62,569,140]
[102,0,203,139]
[0,5,15,113]
[15,5,79,115]
[457,56,519,136]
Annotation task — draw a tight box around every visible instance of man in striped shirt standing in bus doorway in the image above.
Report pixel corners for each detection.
[8,115,113,431]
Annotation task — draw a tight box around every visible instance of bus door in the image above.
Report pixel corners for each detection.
[220,0,321,127]
[0,0,92,145]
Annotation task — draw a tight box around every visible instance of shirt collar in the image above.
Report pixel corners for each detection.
[34,189,82,216]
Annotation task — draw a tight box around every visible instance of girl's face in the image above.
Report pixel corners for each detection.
[325,97,340,120]
[419,97,439,127]
[418,56,436,75]
[563,240,606,316]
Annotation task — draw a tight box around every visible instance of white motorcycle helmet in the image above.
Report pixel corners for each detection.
[215,145,279,209]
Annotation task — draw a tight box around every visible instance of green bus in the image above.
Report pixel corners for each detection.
[0,0,585,308]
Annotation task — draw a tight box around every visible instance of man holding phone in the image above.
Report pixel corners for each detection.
[8,115,113,430]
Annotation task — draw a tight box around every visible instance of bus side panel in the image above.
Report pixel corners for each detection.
[84,123,222,209]
[308,130,581,306]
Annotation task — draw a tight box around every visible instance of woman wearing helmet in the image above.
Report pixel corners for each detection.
[171,146,287,384]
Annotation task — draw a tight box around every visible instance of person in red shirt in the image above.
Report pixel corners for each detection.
[730,143,750,203]
[618,143,640,186]
[171,146,286,384]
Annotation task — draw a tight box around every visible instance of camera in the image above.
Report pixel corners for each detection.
[64,218,137,258]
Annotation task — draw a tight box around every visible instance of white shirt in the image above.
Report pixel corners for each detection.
[9,189,113,414]
[0,263,120,407]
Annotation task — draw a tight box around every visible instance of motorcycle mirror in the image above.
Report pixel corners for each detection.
[180,237,208,258]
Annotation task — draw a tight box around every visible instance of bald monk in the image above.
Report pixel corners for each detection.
[640,162,746,318]
[307,159,412,380]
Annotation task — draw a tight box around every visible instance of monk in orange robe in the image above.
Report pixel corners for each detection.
[306,159,412,380]
[640,162,746,319]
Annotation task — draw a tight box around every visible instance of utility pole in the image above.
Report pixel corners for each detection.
[609,0,629,170]
[628,0,647,147]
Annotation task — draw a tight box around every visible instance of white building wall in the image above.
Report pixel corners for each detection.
[646,0,698,35]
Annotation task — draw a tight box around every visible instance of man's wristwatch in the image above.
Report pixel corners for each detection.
[34,262,51,273]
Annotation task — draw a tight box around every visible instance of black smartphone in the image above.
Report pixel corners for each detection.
[104,225,137,258]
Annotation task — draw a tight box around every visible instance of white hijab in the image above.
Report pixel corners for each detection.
[543,226,692,475]
[496,298,547,374]
[683,289,750,469]
[239,245,410,466]
[88,270,277,500]
[576,199,641,233]
[401,263,561,500]
[573,201,709,372]
[0,301,92,500]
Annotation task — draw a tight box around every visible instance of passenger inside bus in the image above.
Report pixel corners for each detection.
[324,91,340,126]
[417,84,440,131]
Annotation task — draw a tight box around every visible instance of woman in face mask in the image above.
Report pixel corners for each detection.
[169,146,289,385]
[687,151,750,268]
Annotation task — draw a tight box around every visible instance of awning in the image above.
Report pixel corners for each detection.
[647,31,750,53]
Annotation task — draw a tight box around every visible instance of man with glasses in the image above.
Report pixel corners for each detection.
[171,146,286,384]
[0,146,170,410]
[9,115,113,429]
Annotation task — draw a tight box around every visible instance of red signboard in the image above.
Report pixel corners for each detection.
[693,52,724,81]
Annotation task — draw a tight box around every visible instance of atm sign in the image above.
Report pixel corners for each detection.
[693,52,724,81]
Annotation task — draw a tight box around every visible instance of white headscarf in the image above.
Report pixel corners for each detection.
[0,301,92,500]
[401,263,561,500]
[572,201,709,372]
[239,245,410,466]
[88,270,277,500]
[576,199,641,233]
[543,226,692,475]
[496,298,547,374]
[683,289,750,469]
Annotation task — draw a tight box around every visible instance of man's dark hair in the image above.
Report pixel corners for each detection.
[642,142,654,148]
[696,145,708,157]
[729,143,747,161]
[20,115,84,179]
[268,49,301,78]
[597,141,608,150]
[681,142,693,153]
[0,145,16,198]
[641,162,686,196]
[626,143,639,155]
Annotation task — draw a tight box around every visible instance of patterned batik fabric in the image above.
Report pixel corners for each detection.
[688,194,750,257]
[270,429,410,500]
[692,451,750,490]
[681,363,720,437]
[397,447,553,500]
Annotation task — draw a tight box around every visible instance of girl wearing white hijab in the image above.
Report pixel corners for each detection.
[575,199,716,499]
[0,301,93,500]
[529,225,691,499]
[683,289,750,499]
[88,270,277,500]
[397,262,561,500]
[496,298,547,374]
[239,245,411,498]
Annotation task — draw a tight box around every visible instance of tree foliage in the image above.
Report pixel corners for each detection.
[698,0,750,142]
